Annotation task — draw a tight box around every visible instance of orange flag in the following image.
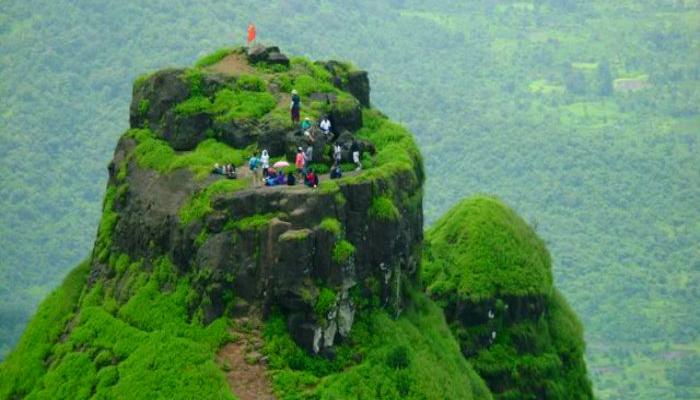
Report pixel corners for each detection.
[247,23,256,44]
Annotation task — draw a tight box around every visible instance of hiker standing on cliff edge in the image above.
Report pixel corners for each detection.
[290,89,301,124]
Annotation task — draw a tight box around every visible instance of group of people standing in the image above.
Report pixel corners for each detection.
[291,87,362,172]
[292,89,333,143]
[294,147,319,188]
[212,87,363,189]
[244,149,319,189]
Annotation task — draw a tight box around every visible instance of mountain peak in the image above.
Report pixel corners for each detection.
[0,46,590,400]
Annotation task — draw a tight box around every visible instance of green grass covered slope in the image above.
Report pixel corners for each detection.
[263,289,492,399]
[423,196,552,302]
[0,265,491,400]
[423,196,592,399]
[0,256,234,400]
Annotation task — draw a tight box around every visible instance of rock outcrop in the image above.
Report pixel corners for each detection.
[1,46,591,400]
[246,45,290,67]
[104,47,422,354]
[129,47,366,155]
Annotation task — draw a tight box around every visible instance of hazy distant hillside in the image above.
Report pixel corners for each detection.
[1,1,698,398]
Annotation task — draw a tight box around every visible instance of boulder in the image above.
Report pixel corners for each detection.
[247,45,290,67]
[160,110,211,151]
[335,132,375,162]
[330,96,363,133]
[201,73,232,97]
[308,92,337,103]
[205,213,228,233]
[323,61,348,88]
[310,131,329,163]
[213,118,259,149]
[336,131,355,146]
[259,117,293,157]
[130,69,190,129]
[348,70,370,107]
[267,52,290,66]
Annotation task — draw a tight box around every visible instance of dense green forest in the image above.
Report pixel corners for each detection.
[0,1,698,398]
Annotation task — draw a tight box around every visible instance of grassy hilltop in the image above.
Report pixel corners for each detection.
[424,197,592,399]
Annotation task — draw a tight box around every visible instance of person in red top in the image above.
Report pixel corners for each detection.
[305,169,318,188]
[295,147,305,177]
[247,23,256,46]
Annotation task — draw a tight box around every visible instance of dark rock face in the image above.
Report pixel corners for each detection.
[348,70,370,107]
[214,118,259,149]
[102,135,423,353]
[103,51,423,354]
[330,97,363,133]
[201,74,231,97]
[130,69,190,129]
[162,111,212,151]
[247,45,290,67]
[108,138,208,266]
[129,69,215,151]
[323,62,371,107]
[258,116,294,157]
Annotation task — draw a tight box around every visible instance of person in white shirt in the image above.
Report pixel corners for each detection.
[333,143,342,167]
[319,116,331,137]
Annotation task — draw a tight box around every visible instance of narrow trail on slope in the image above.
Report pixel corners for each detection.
[232,165,361,191]
[206,53,256,75]
[217,316,276,400]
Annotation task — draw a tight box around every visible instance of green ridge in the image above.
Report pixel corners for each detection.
[423,196,592,399]
[1,257,233,400]
[423,196,552,302]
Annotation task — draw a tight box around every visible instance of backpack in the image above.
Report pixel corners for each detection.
[331,167,342,179]
[248,157,259,170]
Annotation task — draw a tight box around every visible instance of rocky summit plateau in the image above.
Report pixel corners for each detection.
[0,46,593,400]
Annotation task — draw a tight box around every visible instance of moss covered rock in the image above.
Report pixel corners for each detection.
[423,196,593,399]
